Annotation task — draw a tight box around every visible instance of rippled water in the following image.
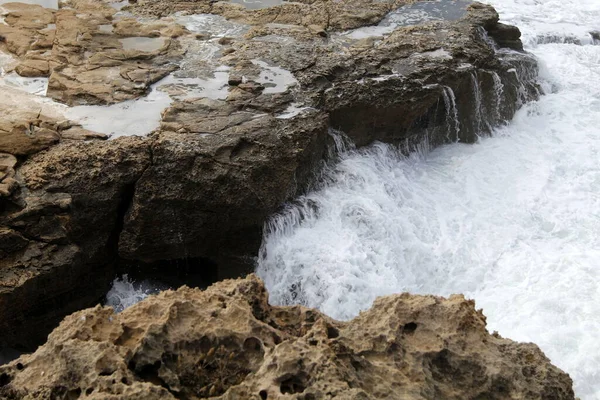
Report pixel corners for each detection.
[257,0,600,397]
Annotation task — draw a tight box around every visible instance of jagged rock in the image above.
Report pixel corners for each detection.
[118,101,329,275]
[0,275,575,399]
[118,1,538,269]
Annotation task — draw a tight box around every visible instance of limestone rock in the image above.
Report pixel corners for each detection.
[0,0,184,106]
[0,137,151,350]
[118,1,538,270]
[0,275,575,399]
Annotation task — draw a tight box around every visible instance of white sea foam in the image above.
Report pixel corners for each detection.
[105,275,167,313]
[257,0,600,398]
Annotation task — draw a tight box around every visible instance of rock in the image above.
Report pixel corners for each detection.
[0,137,151,350]
[0,154,18,198]
[59,126,109,141]
[14,59,50,77]
[0,120,60,156]
[118,101,330,278]
[486,22,524,50]
[117,1,538,271]
[0,275,575,399]
[0,0,184,106]
[0,3,54,56]
[0,0,540,352]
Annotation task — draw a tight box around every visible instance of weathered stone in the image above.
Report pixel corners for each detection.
[14,59,50,77]
[59,126,109,141]
[118,102,330,278]
[0,0,184,106]
[118,1,538,272]
[0,124,60,156]
[0,137,151,350]
[0,275,575,399]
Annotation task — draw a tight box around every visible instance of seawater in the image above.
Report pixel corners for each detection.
[257,0,600,397]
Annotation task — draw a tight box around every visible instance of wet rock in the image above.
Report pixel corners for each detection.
[0,137,151,350]
[0,0,184,106]
[118,100,329,278]
[0,275,575,399]
[487,22,523,50]
[118,1,537,271]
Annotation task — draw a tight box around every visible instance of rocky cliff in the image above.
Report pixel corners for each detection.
[0,275,575,399]
[0,0,539,351]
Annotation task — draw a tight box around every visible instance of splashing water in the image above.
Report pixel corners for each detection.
[441,86,460,141]
[257,0,600,397]
[105,275,167,313]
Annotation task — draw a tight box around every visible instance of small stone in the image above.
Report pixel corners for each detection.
[228,76,243,86]
[308,25,327,37]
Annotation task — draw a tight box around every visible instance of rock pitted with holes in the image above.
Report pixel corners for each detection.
[0,275,574,399]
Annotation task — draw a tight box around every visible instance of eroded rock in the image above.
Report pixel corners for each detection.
[118,1,539,271]
[0,275,575,399]
[0,0,184,106]
[0,137,151,349]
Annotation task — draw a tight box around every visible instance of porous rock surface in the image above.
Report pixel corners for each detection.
[0,275,575,399]
[0,0,540,350]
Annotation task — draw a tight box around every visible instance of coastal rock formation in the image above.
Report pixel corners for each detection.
[0,275,575,399]
[0,0,540,351]
[0,0,184,106]
[0,137,150,349]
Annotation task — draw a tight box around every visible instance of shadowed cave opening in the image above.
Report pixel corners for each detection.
[113,256,220,294]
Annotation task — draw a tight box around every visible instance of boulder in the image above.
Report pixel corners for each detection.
[0,137,151,349]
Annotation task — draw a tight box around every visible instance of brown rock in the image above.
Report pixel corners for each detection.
[118,1,538,273]
[0,153,17,181]
[0,0,541,353]
[59,126,109,141]
[14,59,50,77]
[0,275,575,399]
[0,137,151,350]
[0,124,60,156]
[0,0,185,106]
